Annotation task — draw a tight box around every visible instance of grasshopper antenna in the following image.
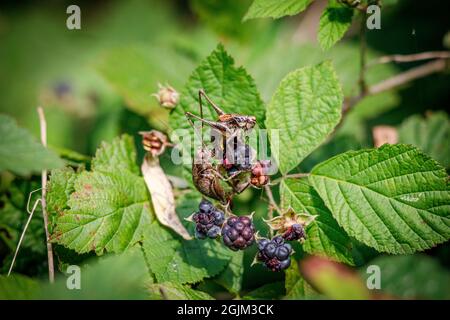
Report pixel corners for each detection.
[199,89,225,116]
[186,115,208,151]
[185,112,229,132]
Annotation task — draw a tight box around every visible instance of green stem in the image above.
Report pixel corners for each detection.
[358,10,368,96]
[271,173,310,185]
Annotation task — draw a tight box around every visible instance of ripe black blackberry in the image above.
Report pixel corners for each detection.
[257,236,292,272]
[222,215,255,250]
[192,199,225,239]
[282,224,306,241]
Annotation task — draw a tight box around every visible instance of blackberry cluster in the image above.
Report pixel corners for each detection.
[257,236,292,272]
[192,199,225,239]
[222,216,255,250]
[282,223,306,241]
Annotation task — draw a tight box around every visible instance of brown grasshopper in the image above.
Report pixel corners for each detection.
[186,90,257,176]
[185,90,256,204]
[185,89,256,134]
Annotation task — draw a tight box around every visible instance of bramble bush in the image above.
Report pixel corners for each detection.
[0,0,449,300]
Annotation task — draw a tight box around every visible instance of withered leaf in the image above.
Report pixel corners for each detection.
[141,154,192,240]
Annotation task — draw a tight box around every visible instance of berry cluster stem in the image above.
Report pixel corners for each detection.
[265,185,280,237]
[264,185,281,215]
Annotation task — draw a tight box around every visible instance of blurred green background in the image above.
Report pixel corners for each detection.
[0,0,449,298]
[1,0,448,155]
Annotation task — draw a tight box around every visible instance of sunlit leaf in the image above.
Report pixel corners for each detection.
[265,61,343,174]
[0,114,64,175]
[310,144,450,254]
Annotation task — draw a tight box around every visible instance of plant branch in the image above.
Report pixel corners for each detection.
[37,107,55,283]
[358,10,368,95]
[343,58,448,113]
[264,185,281,214]
[368,51,450,67]
[369,58,447,95]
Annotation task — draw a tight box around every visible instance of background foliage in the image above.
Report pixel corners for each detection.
[0,0,449,300]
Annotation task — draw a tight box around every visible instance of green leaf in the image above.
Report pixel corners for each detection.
[398,112,449,168]
[281,178,354,265]
[0,114,64,175]
[92,134,140,174]
[46,167,77,233]
[285,258,317,299]
[244,0,313,20]
[265,61,343,174]
[318,1,354,50]
[169,44,265,133]
[361,255,450,299]
[242,282,285,300]
[50,146,90,165]
[0,274,40,299]
[350,238,380,267]
[309,144,450,254]
[174,192,202,233]
[299,134,362,172]
[53,245,94,274]
[148,282,214,300]
[142,222,232,284]
[215,250,244,294]
[52,135,153,254]
[39,248,151,299]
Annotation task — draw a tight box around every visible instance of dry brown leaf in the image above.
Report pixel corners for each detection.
[141,154,192,240]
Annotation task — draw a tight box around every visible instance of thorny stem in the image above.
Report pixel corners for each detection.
[264,185,280,238]
[267,205,274,238]
[369,59,448,95]
[368,51,450,67]
[358,10,368,96]
[37,107,55,283]
[264,185,281,215]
